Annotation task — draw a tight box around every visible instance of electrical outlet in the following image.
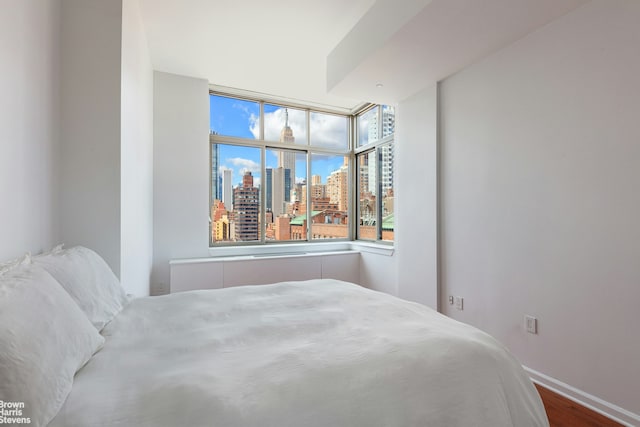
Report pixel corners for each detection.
[525,315,537,334]
[448,295,454,305]
[454,296,463,311]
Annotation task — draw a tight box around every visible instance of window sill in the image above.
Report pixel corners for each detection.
[206,241,394,259]
[349,241,395,256]
[208,241,352,259]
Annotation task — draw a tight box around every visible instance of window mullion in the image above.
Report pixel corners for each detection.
[259,102,265,140]
[260,146,266,244]
[306,152,312,241]
[260,102,265,243]
[349,116,355,240]
[378,106,383,141]
[306,110,311,147]
[348,147,354,240]
[376,146,383,241]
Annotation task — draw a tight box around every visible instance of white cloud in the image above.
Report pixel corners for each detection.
[232,102,252,116]
[250,107,307,143]
[249,107,347,150]
[309,112,348,149]
[227,157,259,173]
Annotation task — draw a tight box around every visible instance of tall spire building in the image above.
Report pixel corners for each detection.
[277,108,295,202]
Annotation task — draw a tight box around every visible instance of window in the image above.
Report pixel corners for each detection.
[355,105,395,242]
[209,93,351,245]
[210,91,394,247]
[310,154,350,240]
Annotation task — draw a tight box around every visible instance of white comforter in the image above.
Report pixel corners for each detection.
[51,279,548,427]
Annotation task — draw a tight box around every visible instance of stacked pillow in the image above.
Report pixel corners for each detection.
[0,245,127,427]
[30,245,129,331]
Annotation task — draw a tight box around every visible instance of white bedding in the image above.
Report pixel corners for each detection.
[51,279,548,426]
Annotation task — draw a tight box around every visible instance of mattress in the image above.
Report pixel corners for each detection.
[51,279,548,426]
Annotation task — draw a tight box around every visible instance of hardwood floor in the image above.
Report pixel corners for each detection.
[535,384,623,427]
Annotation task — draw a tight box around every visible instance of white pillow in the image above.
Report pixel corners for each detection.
[0,265,105,427]
[31,246,128,330]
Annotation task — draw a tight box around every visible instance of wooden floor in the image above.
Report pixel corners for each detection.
[535,384,623,427]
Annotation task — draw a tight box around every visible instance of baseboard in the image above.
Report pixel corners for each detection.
[524,366,640,427]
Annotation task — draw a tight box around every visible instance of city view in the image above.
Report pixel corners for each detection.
[209,95,394,244]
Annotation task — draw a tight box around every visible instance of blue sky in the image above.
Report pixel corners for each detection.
[210,95,346,187]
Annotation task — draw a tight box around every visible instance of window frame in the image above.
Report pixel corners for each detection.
[209,91,353,247]
[209,89,394,249]
[353,105,395,244]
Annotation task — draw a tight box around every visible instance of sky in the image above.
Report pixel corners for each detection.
[210,95,349,188]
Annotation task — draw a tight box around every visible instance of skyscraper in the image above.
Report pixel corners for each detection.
[380,107,395,192]
[277,109,295,200]
[367,107,395,193]
[211,141,220,201]
[272,167,286,217]
[265,168,273,212]
[233,171,260,241]
[222,168,233,210]
[327,161,349,212]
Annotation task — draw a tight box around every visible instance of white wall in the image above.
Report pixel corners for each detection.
[395,85,438,308]
[152,72,210,295]
[0,0,61,261]
[121,0,154,296]
[355,86,439,303]
[358,251,397,295]
[351,87,440,300]
[440,0,640,419]
[60,0,123,276]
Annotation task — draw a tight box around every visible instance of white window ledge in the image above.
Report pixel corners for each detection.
[203,241,394,260]
[349,241,395,256]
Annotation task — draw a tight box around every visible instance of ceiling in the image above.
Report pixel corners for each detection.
[137,0,375,111]
[138,0,588,112]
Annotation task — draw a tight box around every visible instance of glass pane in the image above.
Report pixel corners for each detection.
[382,105,395,138]
[264,104,307,145]
[310,154,349,240]
[357,150,377,240]
[309,112,348,149]
[380,143,394,242]
[357,106,379,147]
[265,148,307,241]
[209,95,260,139]
[210,144,261,244]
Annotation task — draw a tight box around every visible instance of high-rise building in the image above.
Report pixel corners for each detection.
[265,168,273,212]
[267,167,291,217]
[272,167,286,217]
[284,168,292,203]
[210,141,220,201]
[311,182,326,200]
[381,105,395,138]
[358,153,371,196]
[327,162,349,212]
[310,174,325,200]
[367,107,395,193]
[380,144,394,193]
[233,171,260,241]
[222,169,233,210]
[277,109,295,199]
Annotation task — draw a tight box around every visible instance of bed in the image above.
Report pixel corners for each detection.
[1,246,549,426]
